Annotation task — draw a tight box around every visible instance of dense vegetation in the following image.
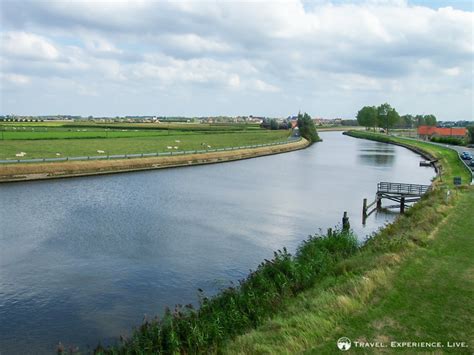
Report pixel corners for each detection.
[95,229,358,354]
[356,103,438,130]
[297,112,321,143]
[468,125,474,144]
[430,136,465,145]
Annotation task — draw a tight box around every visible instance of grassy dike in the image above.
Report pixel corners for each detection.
[94,131,473,354]
[0,138,308,183]
[222,131,473,353]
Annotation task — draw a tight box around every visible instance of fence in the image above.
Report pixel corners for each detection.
[0,137,302,164]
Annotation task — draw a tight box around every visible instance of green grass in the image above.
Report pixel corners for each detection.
[311,188,474,354]
[0,121,261,133]
[0,122,261,140]
[0,131,290,160]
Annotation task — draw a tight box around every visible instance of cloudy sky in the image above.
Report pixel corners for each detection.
[0,0,472,120]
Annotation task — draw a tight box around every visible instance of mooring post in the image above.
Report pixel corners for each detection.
[400,196,405,213]
[376,194,382,210]
[342,211,350,231]
[362,198,368,226]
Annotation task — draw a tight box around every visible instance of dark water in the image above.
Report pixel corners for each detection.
[0,132,434,354]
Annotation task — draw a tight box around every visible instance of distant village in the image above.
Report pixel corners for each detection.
[0,114,472,130]
[0,114,368,127]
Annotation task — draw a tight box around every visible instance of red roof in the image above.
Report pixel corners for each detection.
[417,126,466,137]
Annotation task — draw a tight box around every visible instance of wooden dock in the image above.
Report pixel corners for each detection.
[363,182,431,223]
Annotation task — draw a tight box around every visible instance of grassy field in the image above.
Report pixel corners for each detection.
[0,122,261,138]
[222,134,473,353]
[0,122,289,160]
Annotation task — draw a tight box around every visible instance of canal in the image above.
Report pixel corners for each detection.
[0,132,435,353]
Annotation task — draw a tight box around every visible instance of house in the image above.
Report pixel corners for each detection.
[417,126,467,140]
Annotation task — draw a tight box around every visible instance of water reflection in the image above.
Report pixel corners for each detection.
[357,141,396,167]
[0,132,435,353]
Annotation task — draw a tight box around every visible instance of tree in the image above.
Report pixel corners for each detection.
[270,119,279,130]
[396,114,414,129]
[297,112,320,143]
[424,114,437,126]
[377,103,400,134]
[415,115,425,127]
[356,106,377,130]
[467,125,474,144]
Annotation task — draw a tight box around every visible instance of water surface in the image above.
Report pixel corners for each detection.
[0,132,435,353]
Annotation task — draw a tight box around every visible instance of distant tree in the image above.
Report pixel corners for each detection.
[397,114,414,129]
[297,112,320,143]
[377,103,400,134]
[356,106,378,130]
[270,119,279,130]
[415,115,425,127]
[341,119,359,126]
[424,114,437,126]
[278,121,289,130]
[467,125,474,144]
[260,118,270,129]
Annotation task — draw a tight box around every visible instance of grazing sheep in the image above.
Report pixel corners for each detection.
[97,150,105,154]
[175,140,181,143]
[174,146,178,149]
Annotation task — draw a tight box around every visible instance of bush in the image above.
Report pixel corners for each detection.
[430,136,465,146]
[96,228,358,354]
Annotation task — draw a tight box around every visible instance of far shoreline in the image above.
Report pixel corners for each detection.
[0,138,310,183]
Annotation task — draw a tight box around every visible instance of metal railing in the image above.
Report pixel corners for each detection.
[377,182,431,196]
[0,137,302,164]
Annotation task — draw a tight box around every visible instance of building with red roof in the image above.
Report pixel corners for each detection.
[417,126,467,139]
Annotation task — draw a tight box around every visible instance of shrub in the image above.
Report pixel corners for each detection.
[430,136,465,146]
[96,228,358,354]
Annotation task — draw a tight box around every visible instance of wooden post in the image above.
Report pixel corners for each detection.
[362,198,368,225]
[376,194,382,209]
[342,211,350,231]
[400,197,405,213]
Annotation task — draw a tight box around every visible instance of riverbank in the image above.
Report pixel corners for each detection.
[92,131,471,353]
[222,131,473,353]
[344,130,472,186]
[0,138,309,183]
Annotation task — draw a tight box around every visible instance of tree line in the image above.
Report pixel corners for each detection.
[356,103,437,132]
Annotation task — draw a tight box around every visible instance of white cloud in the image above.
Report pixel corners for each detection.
[252,79,280,93]
[0,1,472,119]
[1,31,60,61]
[3,73,31,86]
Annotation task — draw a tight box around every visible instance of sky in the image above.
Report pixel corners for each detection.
[0,0,472,120]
